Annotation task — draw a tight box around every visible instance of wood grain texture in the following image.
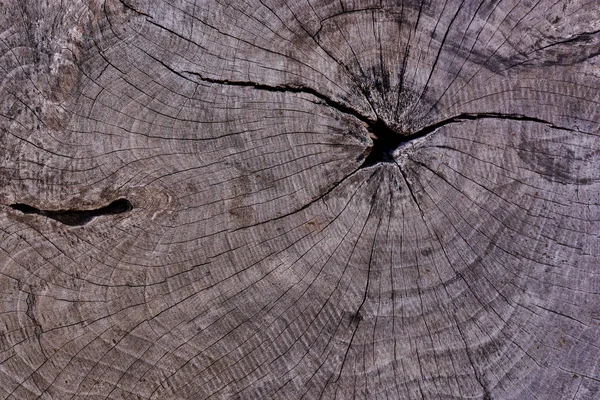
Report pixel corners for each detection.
[1,0,599,399]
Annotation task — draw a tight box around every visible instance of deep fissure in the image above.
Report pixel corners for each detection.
[362,119,402,167]
[360,112,572,168]
[181,72,573,167]
[10,198,133,226]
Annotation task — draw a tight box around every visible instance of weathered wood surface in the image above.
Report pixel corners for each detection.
[1,0,599,398]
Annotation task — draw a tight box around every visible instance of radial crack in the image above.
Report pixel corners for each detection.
[537,28,600,50]
[118,0,152,18]
[361,111,579,168]
[181,70,375,126]
[409,112,579,138]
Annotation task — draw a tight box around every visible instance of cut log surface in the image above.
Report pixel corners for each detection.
[1,0,599,399]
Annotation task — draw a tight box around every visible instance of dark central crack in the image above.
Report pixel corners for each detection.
[178,70,577,169]
[10,198,133,226]
[361,119,402,167]
[361,117,438,168]
[360,112,574,169]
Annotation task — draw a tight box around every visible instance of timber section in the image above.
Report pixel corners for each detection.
[0,1,599,399]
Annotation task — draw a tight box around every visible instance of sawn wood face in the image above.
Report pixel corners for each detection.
[0,1,599,399]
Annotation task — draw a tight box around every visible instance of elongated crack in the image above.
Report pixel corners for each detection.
[118,0,152,18]
[182,68,587,200]
[25,291,48,358]
[361,111,579,167]
[10,198,133,226]
[181,70,375,126]
[182,71,580,168]
[538,28,600,50]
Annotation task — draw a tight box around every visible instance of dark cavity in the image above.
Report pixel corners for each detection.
[10,198,133,226]
[361,118,404,167]
[360,112,555,168]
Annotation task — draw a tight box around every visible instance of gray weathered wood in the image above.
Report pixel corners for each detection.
[1,0,599,398]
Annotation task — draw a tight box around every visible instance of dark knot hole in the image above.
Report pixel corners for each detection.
[361,119,403,167]
[10,198,133,226]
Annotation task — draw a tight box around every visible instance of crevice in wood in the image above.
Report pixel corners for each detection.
[408,112,578,137]
[455,317,493,400]
[180,70,375,126]
[182,71,575,167]
[229,168,379,233]
[25,291,48,358]
[361,118,402,167]
[537,28,600,50]
[182,71,583,170]
[360,111,580,167]
[25,292,42,333]
[395,160,426,218]
[117,0,152,18]
[9,198,133,226]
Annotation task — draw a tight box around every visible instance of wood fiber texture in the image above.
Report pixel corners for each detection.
[1,0,599,399]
